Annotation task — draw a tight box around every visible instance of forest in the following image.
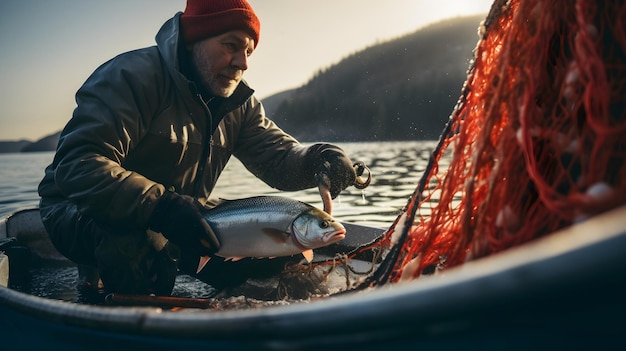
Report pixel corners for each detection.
[263,14,484,142]
[1,14,484,152]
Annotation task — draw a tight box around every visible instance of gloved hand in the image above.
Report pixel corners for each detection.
[149,191,220,256]
[95,231,177,295]
[306,143,356,198]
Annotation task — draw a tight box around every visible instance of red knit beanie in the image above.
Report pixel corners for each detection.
[180,0,260,48]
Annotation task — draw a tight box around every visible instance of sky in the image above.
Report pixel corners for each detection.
[0,0,493,141]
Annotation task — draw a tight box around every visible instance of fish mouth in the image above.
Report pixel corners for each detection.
[322,229,346,244]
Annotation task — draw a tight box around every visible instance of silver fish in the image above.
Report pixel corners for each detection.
[198,196,346,270]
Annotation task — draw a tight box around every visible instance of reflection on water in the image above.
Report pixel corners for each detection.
[211,141,438,228]
[0,141,438,226]
[0,152,52,218]
[2,141,440,303]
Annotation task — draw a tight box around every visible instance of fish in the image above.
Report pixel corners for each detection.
[196,196,346,272]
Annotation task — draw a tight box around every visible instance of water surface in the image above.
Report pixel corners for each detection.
[0,141,437,226]
[1,141,437,303]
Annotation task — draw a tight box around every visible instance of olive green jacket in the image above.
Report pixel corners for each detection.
[38,13,314,230]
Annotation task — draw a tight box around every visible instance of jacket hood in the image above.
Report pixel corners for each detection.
[155,12,193,98]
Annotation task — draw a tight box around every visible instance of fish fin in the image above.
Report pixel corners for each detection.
[301,249,314,262]
[196,256,211,274]
[262,228,290,243]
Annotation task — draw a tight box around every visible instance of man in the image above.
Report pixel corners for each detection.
[37,0,356,296]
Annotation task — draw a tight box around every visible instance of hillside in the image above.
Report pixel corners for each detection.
[21,131,61,152]
[0,140,32,153]
[0,132,60,154]
[0,14,485,153]
[265,14,484,141]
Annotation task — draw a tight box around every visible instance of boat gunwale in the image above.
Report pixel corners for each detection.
[1,205,625,341]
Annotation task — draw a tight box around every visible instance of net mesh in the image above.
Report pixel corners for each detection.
[350,0,626,286]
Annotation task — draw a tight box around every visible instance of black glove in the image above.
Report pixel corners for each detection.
[305,143,356,198]
[95,232,177,295]
[149,191,220,256]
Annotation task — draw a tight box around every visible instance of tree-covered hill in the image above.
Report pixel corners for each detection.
[0,14,485,153]
[264,14,485,142]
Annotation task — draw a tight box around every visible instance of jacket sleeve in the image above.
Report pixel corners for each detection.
[49,52,166,229]
[233,97,318,191]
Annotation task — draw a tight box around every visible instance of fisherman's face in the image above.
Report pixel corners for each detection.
[190,30,255,98]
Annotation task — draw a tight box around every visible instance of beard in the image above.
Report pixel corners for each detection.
[191,45,242,98]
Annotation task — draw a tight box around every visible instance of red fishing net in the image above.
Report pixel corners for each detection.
[358,0,626,286]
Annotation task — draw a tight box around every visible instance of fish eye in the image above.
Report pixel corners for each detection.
[319,220,330,229]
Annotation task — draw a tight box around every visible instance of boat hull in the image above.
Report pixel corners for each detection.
[1,207,626,350]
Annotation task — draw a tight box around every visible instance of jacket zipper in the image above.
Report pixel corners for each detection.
[192,94,214,200]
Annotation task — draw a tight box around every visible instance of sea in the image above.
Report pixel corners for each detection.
[0,141,438,302]
[0,141,438,227]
